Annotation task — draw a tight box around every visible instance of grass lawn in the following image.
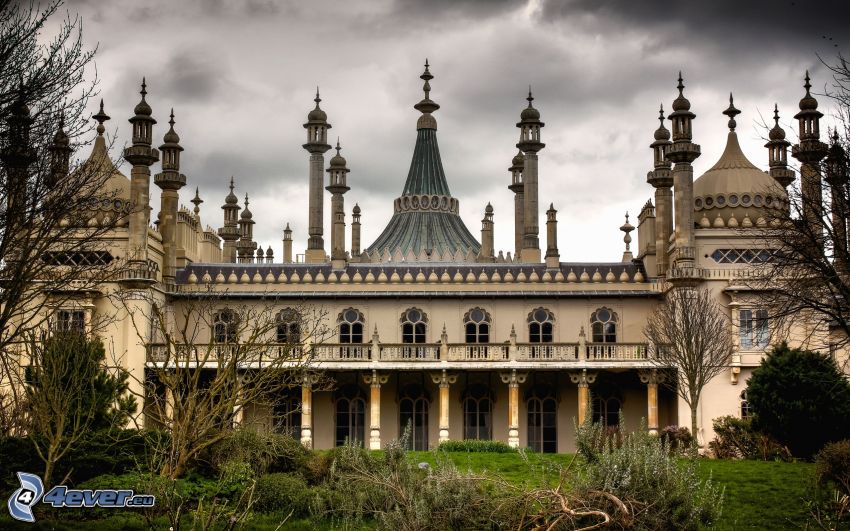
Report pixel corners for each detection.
[0,452,816,529]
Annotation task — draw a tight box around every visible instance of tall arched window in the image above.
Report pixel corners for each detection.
[590,307,618,343]
[334,385,366,446]
[338,308,365,343]
[463,384,493,440]
[528,307,555,343]
[527,386,557,453]
[213,309,237,344]
[592,396,621,427]
[740,389,751,418]
[464,308,491,343]
[399,383,429,450]
[273,387,301,438]
[401,308,427,343]
[276,308,301,344]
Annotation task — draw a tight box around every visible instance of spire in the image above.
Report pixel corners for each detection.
[191,187,203,215]
[620,212,634,262]
[723,93,740,132]
[93,99,110,136]
[795,70,824,143]
[414,59,440,129]
[668,72,696,142]
[241,193,252,219]
[157,108,184,177]
[517,88,545,153]
[128,77,157,150]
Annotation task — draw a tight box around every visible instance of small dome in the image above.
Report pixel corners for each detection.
[671,74,691,111]
[521,105,540,121]
[308,106,327,122]
[266,246,273,256]
[512,150,525,167]
[353,203,361,214]
[163,111,180,144]
[800,73,818,111]
[225,178,238,205]
[768,123,786,141]
[485,203,494,214]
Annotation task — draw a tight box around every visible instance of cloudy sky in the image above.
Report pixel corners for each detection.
[62,0,847,261]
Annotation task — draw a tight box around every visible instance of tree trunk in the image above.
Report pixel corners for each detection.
[691,404,699,447]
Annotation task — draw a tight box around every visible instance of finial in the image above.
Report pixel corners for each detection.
[140,77,147,99]
[169,108,175,127]
[677,71,684,95]
[804,70,812,95]
[92,98,110,136]
[723,93,740,131]
[335,137,341,155]
[314,86,321,107]
[229,177,235,191]
[244,193,249,208]
[285,222,291,231]
[420,58,434,99]
[658,104,665,125]
[191,187,203,215]
[527,86,534,107]
[833,128,840,143]
[620,211,635,257]
[773,103,780,125]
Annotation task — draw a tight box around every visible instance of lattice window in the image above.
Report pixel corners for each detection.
[42,251,114,266]
[710,248,774,264]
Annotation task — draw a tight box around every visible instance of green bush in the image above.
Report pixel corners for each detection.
[436,439,516,453]
[253,473,311,515]
[577,420,723,530]
[207,428,309,477]
[747,343,850,459]
[816,440,850,495]
[708,415,790,461]
[660,425,693,453]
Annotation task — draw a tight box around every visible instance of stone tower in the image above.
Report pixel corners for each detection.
[516,89,544,263]
[303,89,332,263]
[326,140,350,268]
[792,72,829,237]
[508,150,524,259]
[153,110,187,283]
[647,105,673,277]
[218,178,241,263]
[237,194,257,263]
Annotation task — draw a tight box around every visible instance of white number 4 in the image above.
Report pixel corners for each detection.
[17,489,34,504]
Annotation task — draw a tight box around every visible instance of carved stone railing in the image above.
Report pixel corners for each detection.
[515,343,579,361]
[586,343,649,361]
[446,344,509,361]
[313,343,371,361]
[379,343,440,361]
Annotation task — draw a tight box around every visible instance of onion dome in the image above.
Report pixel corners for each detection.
[485,202,494,214]
[162,109,180,144]
[307,88,327,122]
[671,72,691,112]
[53,114,69,146]
[241,193,253,219]
[799,71,818,111]
[133,78,153,117]
[654,105,670,140]
[693,98,785,224]
[768,105,786,140]
[329,139,347,168]
[520,88,540,121]
[512,149,524,167]
[353,203,361,215]
[225,177,238,205]
[827,129,848,185]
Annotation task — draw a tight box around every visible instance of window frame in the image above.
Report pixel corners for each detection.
[212,309,238,344]
[338,308,365,344]
[590,307,618,343]
[528,307,555,343]
[739,308,769,350]
[463,307,491,344]
[400,308,428,344]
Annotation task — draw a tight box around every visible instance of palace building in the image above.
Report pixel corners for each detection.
[24,62,844,452]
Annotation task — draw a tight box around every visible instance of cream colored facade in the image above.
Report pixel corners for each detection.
[22,66,847,453]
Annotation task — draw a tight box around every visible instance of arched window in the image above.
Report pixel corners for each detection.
[273,387,301,438]
[740,389,751,418]
[399,383,430,451]
[213,309,237,344]
[276,308,301,344]
[334,385,366,446]
[464,308,491,344]
[528,308,554,343]
[338,308,365,344]
[592,396,621,427]
[463,384,493,440]
[590,307,618,343]
[401,308,427,343]
[527,386,557,453]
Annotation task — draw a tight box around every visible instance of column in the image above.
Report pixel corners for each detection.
[431,370,457,443]
[500,370,527,448]
[300,374,317,449]
[639,369,665,435]
[363,370,389,450]
[231,376,244,429]
[569,369,596,425]
[729,301,742,384]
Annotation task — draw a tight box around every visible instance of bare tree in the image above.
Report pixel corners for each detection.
[743,55,850,358]
[644,287,733,441]
[119,288,331,479]
[0,1,126,410]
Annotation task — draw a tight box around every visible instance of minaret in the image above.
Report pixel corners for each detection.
[351,204,361,259]
[666,73,700,272]
[218,178,241,263]
[191,187,203,217]
[647,104,673,277]
[326,139,350,268]
[123,79,160,269]
[237,194,257,263]
[479,203,495,262]
[545,203,559,269]
[48,113,72,188]
[620,212,634,262]
[826,130,848,265]
[517,89,545,263]
[765,105,795,190]
[792,72,829,236]
[1,86,36,215]
[303,88,332,263]
[283,223,293,263]
[153,109,187,284]
[508,150,525,259]
[266,246,274,264]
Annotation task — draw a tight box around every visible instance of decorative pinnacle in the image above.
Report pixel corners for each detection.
[527,86,534,107]
[723,93,740,131]
[244,193,249,208]
[229,176,235,192]
[191,187,203,215]
[314,86,321,107]
[620,212,634,252]
[92,98,110,135]
[658,104,665,125]
[421,59,433,99]
[833,128,840,143]
[804,70,812,95]
[285,222,291,231]
[169,108,175,127]
[414,59,440,118]
[335,137,341,155]
[141,77,147,99]
[677,71,684,96]
[773,103,780,126]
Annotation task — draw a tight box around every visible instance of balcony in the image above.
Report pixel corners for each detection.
[147,341,651,365]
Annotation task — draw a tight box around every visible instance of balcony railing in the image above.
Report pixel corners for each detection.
[147,341,651,363]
